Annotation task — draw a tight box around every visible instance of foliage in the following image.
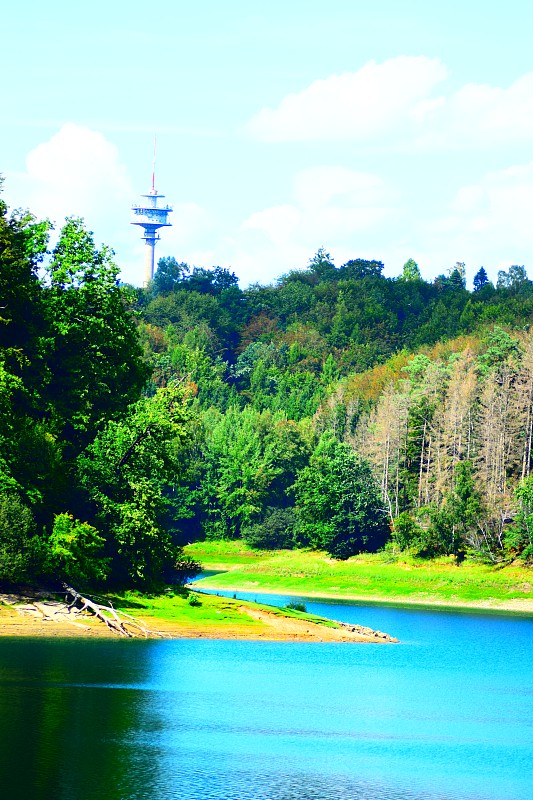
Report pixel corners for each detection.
[200,407,312,540]
[77,384,194,588]
[496,264,530,292]
[473,267,489,291]
[392,512,425,552]
[401,258,421,282]
[48,513,108,584]
[293,433,389,559]
[170,554,202,585]
[0,494,46,583]
[187,593,202,607]
[152,256,188,294]
[0,185,201,590]
[419,461,486,559]
[242,507,296,550]
[44,217,150,451]
[285,600,307,612]
[7,175,533,589]
[507,476,533,561]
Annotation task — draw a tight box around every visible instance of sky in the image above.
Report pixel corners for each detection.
[3,0,533,288]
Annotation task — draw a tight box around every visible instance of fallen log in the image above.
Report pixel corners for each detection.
[62,584,164,638]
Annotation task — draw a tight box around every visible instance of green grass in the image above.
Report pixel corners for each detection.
[109,589,259,627]
[185,541,533,607]
[108,587,339,630]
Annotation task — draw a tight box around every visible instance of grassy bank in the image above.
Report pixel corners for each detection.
[1,587,374,641]
[185,541,533,611]
[111,589,338,631]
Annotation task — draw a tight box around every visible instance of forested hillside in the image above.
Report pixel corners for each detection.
[136,250,533,563]
[2,186,533,592]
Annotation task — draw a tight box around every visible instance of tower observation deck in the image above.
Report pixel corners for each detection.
[131,174,172,286]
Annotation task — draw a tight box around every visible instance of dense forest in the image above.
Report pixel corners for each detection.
[136,250,533,564]
[1,183,533,592]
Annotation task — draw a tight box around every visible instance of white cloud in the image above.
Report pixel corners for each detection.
[243,204,301,245]
[163,202,216,249]
[247,56,448,142]
[247,58,533,150]
[451,161,533,244]
[214,229,312,286]
[9,123,132,228]
[293,166,396,210]
[4,124,158,283]
[235,160,533,286]
[414,73,533,150]
[7,118,533,291]
[244,166,397,245]
[235,166,400,280]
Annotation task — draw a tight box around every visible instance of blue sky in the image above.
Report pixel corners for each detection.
[3,0,533,287]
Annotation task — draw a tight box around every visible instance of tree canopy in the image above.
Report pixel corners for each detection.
[3,175,533,592]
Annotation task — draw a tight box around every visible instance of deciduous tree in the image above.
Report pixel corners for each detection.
[293,433,388,558]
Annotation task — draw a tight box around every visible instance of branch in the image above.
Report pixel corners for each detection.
[62,584,164,638]
[115,423,157,474]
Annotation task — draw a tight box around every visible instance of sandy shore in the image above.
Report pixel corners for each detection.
[0,595,397,643]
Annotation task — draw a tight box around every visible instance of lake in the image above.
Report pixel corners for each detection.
[0,595,531,800]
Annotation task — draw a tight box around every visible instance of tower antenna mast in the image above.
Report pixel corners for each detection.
[131,138,172,286]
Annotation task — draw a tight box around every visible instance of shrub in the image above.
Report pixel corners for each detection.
[188,593,202,607]
[285,601,307,612]
[242,507,296,550]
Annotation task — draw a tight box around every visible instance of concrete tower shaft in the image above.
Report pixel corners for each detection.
[131,189,172,286]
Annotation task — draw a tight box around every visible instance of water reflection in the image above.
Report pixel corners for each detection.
[0,605,532,800]
[0,639,152,800]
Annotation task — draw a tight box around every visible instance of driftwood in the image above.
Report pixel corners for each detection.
[62,584,164,638]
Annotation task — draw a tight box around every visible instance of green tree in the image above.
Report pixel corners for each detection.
[340,259,384,280]
[77,384,194,587]
[180,266,240,295]
[293,434,389,558]
[422,461,485,558]
[308,248,336,281]
[48,513,108,584]
[448,263,466,289]
[321,353,338,386]
[0,494,46,583]
[506,476,533,560]
[497,265,529,292]
[43,217,150,452]
[391,512,425,551]
[0,188,50,370]
[152,257,189,294]
[242,507,296,550]
[473,267,489,291]
[401,258,421,281]
[476,326,519,375]
[200,407,311,539]
[0,190,67,522]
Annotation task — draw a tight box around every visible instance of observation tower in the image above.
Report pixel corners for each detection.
[131,146,172,286]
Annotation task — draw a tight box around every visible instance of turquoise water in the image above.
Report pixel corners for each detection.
[0,598,531,800]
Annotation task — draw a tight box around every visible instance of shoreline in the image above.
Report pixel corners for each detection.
[0,595,397,643]
[192,580,533,615]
